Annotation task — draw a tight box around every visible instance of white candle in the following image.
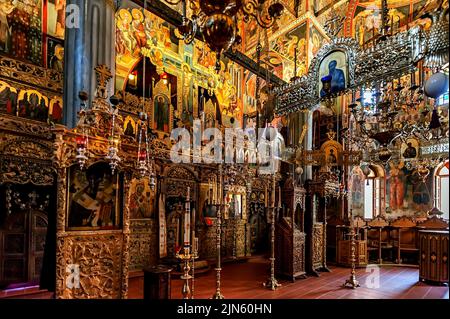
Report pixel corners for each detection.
[184,187,191,246]
[278,186,282,208]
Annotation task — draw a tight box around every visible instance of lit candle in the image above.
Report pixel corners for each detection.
[184,187,191,246]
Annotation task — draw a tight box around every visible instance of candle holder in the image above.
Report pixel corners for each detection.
[211,202,225,299]
[176,246,194,299]
[190,242,199,299]
[343,226,360,289]
[211,165,225,299]
[263,176,281,290]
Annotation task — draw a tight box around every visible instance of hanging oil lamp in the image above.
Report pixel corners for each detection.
[137,112,149,177]
[75,134,88,170]
[105,97,121,174]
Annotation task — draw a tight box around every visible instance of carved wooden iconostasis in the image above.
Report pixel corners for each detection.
[0,134,56,289]
[0,0,65,292]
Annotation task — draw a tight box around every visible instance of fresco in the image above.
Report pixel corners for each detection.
[46,0,65,39]
[0,80,63,123]
[349,162,433,220]
[0,0,65,67]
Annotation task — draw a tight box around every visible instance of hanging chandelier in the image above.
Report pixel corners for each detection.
[168,0,284,71]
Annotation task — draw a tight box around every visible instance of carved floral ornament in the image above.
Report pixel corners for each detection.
[0,137,55,185]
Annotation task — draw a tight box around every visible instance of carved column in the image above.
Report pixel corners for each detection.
[63,0,116,128]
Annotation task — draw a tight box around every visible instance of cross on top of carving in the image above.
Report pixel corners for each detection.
[95,64,112,99]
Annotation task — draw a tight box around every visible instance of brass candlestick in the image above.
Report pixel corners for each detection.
[263,177,281,290]
[212,166,225,299]
[176,246,194,299]
[343,226,360,289]
[190,244,198,299]
[211,203,225,299]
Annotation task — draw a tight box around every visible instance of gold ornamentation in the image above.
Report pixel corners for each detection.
[0,114,54,139]
[56,233,124,299]
[313,223,324,269]
[0,56,63,92]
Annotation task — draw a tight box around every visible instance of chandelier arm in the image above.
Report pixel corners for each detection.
[183,18,198,45]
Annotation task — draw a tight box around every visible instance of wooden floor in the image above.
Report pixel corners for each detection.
[129,256,449,299]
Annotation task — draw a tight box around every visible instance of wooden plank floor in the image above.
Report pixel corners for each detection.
[129,256,449,299]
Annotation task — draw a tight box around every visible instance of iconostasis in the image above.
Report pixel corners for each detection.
[0,0,65,123]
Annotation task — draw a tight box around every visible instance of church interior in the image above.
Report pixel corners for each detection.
[0,0,448,301]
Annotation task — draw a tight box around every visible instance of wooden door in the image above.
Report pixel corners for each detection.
[0,210,48,287]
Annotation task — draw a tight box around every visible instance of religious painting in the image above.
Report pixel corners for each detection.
[129,178,155,219]
[153,94,170,133]
[0,1,15,53]
[67,162,120,230]
[401,138,419,160]
[165,197,185,257]
[0,0,42,65]
[17,89,49,121]
[123,116,137,138]
[321,140,342,166]
[0,81,18,115]
[349,166,365,217]
[271,22,307,63]
[310,26,327,59]
[244,19,259,52]
[193,41,216,69]
[318,50,348,98]
[198,87,221,128]
[226,193,243,219]
[385,161,433,218]
[46,37,64,71]
[46,0,65,39]
[48,96,63,123]
[115,8,179,63]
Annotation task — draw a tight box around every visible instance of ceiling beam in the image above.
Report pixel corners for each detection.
[130,0,286,86]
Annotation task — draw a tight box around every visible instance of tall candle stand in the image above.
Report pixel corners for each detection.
[190,241,198,299]
[211,165,225,299]
[343,225,360,289]
[263,176,281,290]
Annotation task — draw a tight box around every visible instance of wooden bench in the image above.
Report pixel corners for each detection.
[391,216,419,264]
[367,216,391,264]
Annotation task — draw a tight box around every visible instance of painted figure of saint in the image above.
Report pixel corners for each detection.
[154,95,169,132]
[69,165,115,228]
[49,44,64,71]
[54,0,65,38]
[388,167,405,210]
[0,0,14,53]
[320,60,345,97]
[0,85,17,115]
[7,4,30,60]
[403,142,417,159]
[327,149,337,164]
[129,182,151,219]
[51,99,62,121]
